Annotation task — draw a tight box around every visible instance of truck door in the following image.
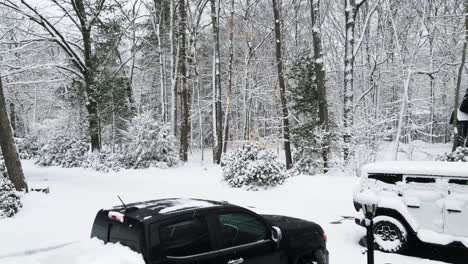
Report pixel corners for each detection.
[403,175,445,233]
[154,213,218,264]
[157,210,287,264]
[213,210,288,264]
[445,178,468,237]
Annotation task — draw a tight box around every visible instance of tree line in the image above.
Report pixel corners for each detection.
[1,0,468,188]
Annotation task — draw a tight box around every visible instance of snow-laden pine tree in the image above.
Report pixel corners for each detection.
[221,143,287,190]
[289,56,332,175]
[121,111,179,169]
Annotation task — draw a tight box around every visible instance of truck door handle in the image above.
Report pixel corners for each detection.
[228,258,244,264]
[447,209,462,213]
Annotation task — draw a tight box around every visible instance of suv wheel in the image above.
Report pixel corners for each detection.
[373,216,408,253]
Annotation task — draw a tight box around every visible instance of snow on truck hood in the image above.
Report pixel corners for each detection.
[362,161,468,178]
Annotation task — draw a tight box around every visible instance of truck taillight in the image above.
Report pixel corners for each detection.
[108,211,125,223]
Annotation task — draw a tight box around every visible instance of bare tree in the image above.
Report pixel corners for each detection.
[210,0,223,164]
[453,0,468,151]
[223,0,235,153]
[343,0,367,160]
[310,0,329,171]
[150,0,168,122]
[1,0,109,151]
[179,0,189,161]
[272,0,293,169]
[0,75,27,191]
[170,0,179,136]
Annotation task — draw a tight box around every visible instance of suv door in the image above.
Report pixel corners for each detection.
[403,175,446,233]
[445,178,468,237]
[213,210,287,264]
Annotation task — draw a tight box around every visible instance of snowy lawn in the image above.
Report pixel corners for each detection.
[0,159,463,264]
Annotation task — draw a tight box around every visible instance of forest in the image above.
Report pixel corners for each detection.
[1,0,468,182]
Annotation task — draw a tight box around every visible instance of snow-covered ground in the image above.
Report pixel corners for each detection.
[0,143,465,264]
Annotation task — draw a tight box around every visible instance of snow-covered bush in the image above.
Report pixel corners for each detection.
[15,136,40,160]
[121,111,179,169]
[221,143,287,190]
[438,147,468,162]
[292,148,323,176]
[36,133,89,168]
[84,149,123,172]
[0,157,22,218]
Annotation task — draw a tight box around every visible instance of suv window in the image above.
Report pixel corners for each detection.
[405,177,436,184]
[448,179,468,185]
[368,174,402,184]
[159,218,211,257]
[218,212,268,248]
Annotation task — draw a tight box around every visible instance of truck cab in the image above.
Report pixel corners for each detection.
[91,198,328,264]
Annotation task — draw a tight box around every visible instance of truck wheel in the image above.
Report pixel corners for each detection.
[313,249,329,264]
[373,216,408,253]
[297,249,328,264]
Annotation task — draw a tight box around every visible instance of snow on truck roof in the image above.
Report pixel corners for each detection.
[112,198,231,222]
[362,161,468,178]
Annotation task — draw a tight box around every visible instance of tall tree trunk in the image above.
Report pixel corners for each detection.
[153,0,167,122]
[179,0,189,162]
[310,0,329,172]
[75,0,100,151]
[223,0,235,153]
[0,76,27,191]
[127,3,138,116]
[453,0,468,151]
[343,0,366,160]
[195,58,204,161]
[211,0,223,164]
[272,0,293,169]
[170,0,179,136]
[9,102,16,137]
[393,70,412,160]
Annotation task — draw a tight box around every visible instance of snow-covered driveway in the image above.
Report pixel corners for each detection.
[0,160,463,264]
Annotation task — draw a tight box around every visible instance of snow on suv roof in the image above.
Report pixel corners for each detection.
[362,161,468,178]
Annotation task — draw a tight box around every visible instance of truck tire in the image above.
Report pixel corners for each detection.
[373,216,408,253]
[297,249,329,264]
[313,249,329,264]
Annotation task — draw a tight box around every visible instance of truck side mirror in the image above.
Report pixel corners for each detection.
[271,226,282,245]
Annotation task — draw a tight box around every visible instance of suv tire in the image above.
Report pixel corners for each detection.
[373,216,408,253]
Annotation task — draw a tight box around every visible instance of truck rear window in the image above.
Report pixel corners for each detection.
[91,210,142,253]
[108,223,142,252]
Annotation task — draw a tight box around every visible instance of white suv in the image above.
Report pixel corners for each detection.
[353,161,468,253]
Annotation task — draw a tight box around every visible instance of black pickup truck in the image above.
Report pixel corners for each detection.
[91,198,328,264]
